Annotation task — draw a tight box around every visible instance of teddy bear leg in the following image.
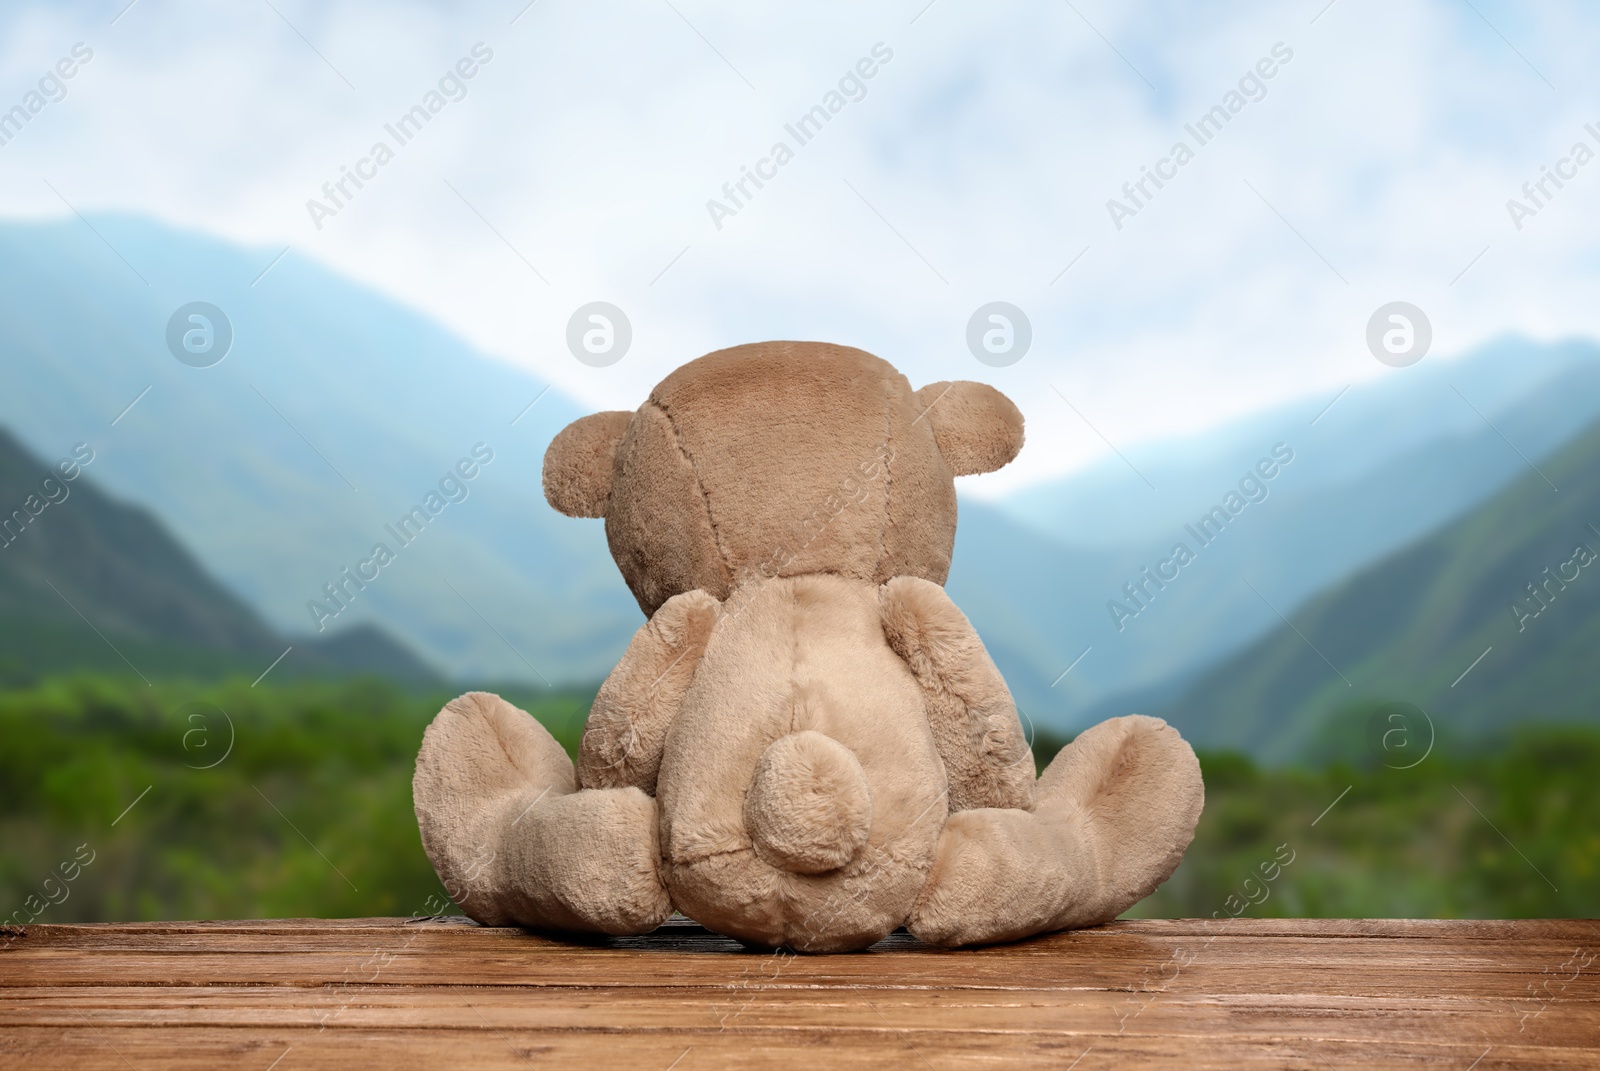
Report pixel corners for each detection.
[413,691,672,935]
[907,715,1203,947]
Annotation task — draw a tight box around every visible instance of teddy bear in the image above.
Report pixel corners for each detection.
[413,341,1204,951]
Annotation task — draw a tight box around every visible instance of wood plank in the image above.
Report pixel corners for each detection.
[4,1026,1599,1071]
[3,984,1596,1043]
[1,918,1595,1070]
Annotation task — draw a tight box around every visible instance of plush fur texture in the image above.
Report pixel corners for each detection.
[413,341,1205,951]
[744,730,873,874]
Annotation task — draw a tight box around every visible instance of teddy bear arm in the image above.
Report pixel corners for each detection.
[878,576,1035,812]
[577,589,721,793]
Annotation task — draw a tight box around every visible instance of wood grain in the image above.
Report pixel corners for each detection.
[2,917,1596,1069]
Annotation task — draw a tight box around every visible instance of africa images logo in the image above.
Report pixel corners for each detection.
[1105,42,1294,231]
[305,44,495,231]
[165,302,233,367]
[305,444,495,632]
[1106,443,1295,631]
[0,42,93,151]
[705,42,894,230]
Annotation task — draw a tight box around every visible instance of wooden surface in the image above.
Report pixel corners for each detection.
[2,917,1597,1069]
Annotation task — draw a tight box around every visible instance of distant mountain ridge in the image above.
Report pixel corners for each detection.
[965,345,1600,727]
[0,426,434,685]
[0,214,633,687]
[1135,415,1600,762]
[5,213,1600,728]
[998,336,1600,551]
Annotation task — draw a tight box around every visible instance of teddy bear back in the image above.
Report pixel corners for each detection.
[542,341,1025,617]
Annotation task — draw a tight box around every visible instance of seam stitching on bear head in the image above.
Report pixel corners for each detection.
[877,375,896,583]
[645,397,735,593]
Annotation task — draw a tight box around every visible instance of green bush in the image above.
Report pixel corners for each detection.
[1130,727,1600,919]
[2,678,1595,923]
[0,676,588,924]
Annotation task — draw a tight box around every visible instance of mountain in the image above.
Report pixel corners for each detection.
[0,426,434,686]
[6,213,1600,726]
[1141,416,1600,762]
[0,214,633,685]
[976,342,1600,727]
[999,336,1600,551]
[0,213,1120,707]
[946,502,1121,723]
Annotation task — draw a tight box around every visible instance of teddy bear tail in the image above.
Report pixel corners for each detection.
[741,730,873,875]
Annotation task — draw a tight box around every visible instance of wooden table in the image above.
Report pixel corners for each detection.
[2,917,1596,1069]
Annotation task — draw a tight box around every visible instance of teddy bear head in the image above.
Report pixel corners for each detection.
[542,342,1023,616]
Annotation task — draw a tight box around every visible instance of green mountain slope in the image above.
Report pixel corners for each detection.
[1150,417,1600,762]
[973,355,1600,729]
[0,216,630,688]
[0,428,435,685]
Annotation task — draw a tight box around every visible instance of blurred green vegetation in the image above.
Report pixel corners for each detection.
[2,677,1595,925]
[0,675,589,924]
[1042,717,1593,919]
[1106,726,1600,919]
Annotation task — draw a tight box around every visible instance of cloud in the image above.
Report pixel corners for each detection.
[0,0,1595,495]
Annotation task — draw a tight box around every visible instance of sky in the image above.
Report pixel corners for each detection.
[0,0,1595,496]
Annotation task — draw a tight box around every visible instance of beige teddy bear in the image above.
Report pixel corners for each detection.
[413,342,1204,951]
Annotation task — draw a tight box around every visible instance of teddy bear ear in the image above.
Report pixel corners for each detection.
[912,381,1024,476]
[542,410,633,518]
